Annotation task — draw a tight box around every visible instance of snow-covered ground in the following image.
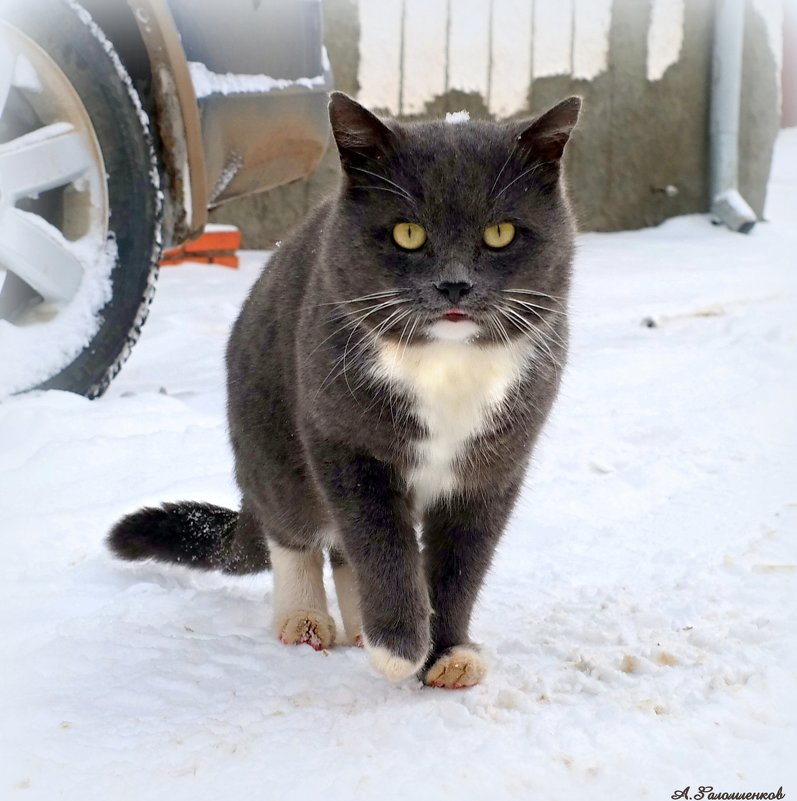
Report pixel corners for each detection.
[2,131,795,800]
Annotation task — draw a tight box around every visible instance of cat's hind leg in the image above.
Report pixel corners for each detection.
[330,548,363,646]
[270,541,336,650]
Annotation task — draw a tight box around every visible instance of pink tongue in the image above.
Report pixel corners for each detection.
[445,309,466,322]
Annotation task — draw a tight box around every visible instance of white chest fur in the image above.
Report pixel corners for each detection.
[373,337,531,509]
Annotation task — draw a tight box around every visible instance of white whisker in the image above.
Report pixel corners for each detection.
[489,138,519,198]
[498,304,562,379]
[503,299,568,350]
[502,287,565,305]
[504,297,560,316]
[493,162,546,200]
[340,306,413,401]
[353,185,417,204]
[348,167,417,206]
[316,289,402,309]
[305,299,408,362]
[314,301,409,399]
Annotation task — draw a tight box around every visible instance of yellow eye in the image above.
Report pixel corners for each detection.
[483,222,516,248]
[392,222,427,250]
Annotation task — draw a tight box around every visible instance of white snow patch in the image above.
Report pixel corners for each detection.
[0,132,796,799]
[188,62,326,99]
[208,152,243,204]
[0,229,117,396]
[0,0,161,397]
[444,110,470,125]
[647,0,685,81]
[66,0,161,161]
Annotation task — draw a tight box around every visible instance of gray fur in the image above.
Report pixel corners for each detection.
[109,92,581,681]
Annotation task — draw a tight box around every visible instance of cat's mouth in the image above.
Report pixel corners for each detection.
[443,309,468,322]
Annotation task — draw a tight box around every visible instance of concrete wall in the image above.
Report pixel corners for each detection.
[211,0,784,247]
[784,0,797,126]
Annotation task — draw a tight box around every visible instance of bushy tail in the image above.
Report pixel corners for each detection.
[107,501,270,575]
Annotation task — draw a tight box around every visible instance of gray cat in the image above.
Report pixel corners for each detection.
[109,92,581,688]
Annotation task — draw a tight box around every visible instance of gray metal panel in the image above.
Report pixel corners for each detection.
[166,0,332,207]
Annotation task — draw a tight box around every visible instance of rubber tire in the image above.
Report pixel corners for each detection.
[2,0,162,398]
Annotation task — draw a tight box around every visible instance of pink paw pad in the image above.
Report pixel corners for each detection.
[278,613,333,650]
[280,630,324,650]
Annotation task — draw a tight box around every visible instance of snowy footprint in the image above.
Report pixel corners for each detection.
[423,646,488,689]
[277,609,336,651]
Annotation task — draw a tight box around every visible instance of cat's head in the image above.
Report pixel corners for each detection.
[324,92,581,347]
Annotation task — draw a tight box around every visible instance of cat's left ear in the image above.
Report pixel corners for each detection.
[328,92,397,169]
[517,96,582,162]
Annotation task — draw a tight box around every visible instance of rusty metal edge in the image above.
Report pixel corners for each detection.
[126,0,208,244]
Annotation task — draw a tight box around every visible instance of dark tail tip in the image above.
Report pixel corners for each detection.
[107,501,238,570]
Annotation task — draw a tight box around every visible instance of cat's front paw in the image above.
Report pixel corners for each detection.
[276,609,336,651]
[363,637,428,682]
[362,621,430,682]
[423,645,488,689]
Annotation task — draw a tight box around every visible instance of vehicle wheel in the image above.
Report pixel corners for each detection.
[0,0,162,399]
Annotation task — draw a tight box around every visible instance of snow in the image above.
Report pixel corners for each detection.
[67,0,162,158]
[0,0,162,397]
[204,223,239,234]
[0,227,117,396]
[188,61,327,99]
[1,130,796,799]
[445,110,471,124]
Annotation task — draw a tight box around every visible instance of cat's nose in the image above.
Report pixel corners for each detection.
[434,281,473,304]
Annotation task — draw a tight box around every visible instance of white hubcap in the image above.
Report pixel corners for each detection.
[0,20,108,317]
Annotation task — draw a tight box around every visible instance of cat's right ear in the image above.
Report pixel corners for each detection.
[328,92,397,169]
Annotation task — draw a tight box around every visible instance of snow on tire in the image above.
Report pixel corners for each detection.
[0,0,162,399]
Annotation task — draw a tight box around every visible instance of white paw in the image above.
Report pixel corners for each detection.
[424,646,488,689]
[364,638,427,682]
[276,609,336,651]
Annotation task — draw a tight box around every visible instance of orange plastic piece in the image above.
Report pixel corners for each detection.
[161,225,241,268]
